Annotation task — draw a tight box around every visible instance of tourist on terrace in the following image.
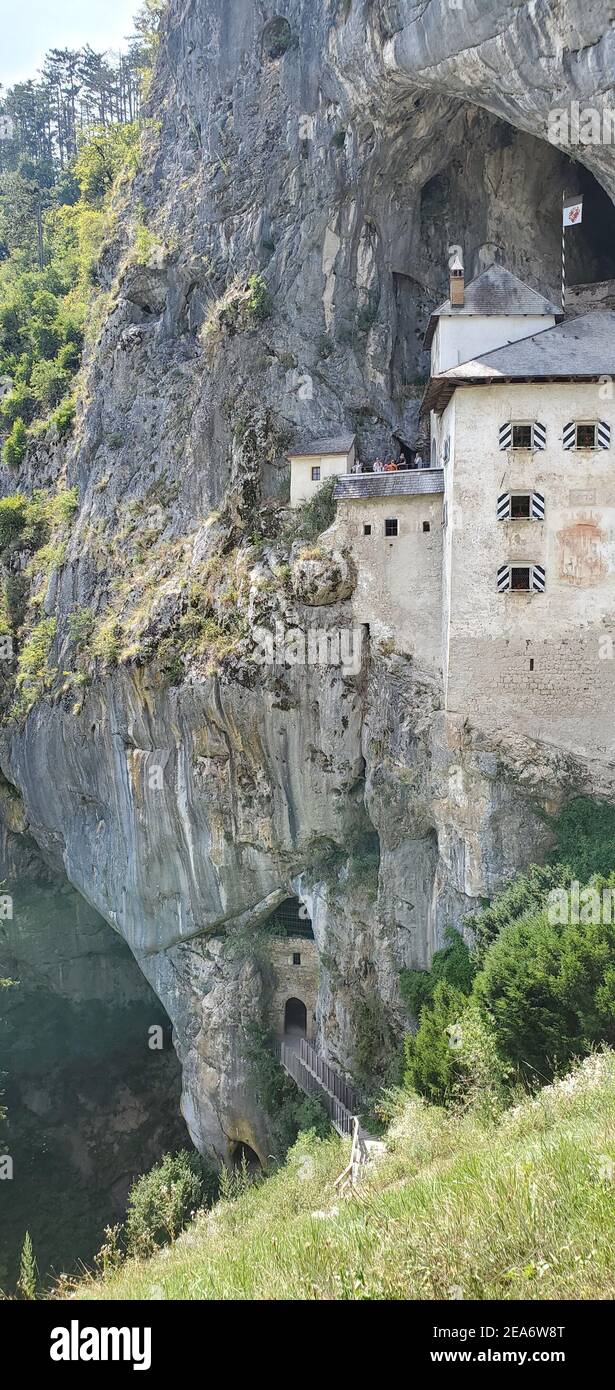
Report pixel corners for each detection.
[384,458,398,472]
[373,458,384,473]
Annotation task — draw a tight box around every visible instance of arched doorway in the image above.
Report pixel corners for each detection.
[284,997,307,1038]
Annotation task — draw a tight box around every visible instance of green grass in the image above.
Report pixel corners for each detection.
[73,1052,615,1301]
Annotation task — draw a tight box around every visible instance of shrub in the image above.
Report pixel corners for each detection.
[56,340,81,372]
[15,616,56,696]
[404,981,468,1105]
[550,796,615,882]
[0,493,28,548]
[400,927,475,1017]
[467,863,573,966]
[3,418,28,469]
[287,477,338,541]
[473,889,615,1083]
[50,395,76,438]
[30,358,69,411]
[353,991,402,1091]
[246,273,273,323]
[244,1024,330,1157]
[0,381,36,426]
[125,1150,219,1257]
[68,606,95,649]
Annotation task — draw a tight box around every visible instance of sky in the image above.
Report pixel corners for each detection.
[0,0,139,90]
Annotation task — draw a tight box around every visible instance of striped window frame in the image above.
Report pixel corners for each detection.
[563,421,611,450]
[497,491,545,521]
[499,421,546,451]
[497,564,546,593]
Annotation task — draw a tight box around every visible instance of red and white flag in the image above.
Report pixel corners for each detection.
[563,195,583,227]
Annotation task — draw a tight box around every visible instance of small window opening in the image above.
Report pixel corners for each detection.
[511,566,531,591]
[363,523,372,536]
[292,952,301,966]
[576,423,596,449]
[512,424,533,449]
[385,518,398,537]
[510,494,531,519]
[529,659,535,671]
[422,520,431,533]
[311,465,321,481]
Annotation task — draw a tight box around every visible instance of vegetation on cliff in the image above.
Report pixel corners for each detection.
[72,1052,615,1301]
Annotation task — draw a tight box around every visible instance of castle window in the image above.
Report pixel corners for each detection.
[510,494,531,519]
[498,564,545,593]
[363,523,372,536]
[564,420,610,450]
[500,421,546,451]
[385,518,398,537]
[498,491,545,521]
[311,465,321,481]
[576,423,596,449]
[423,521,431,533]
[512,424,533,449]
[292,952,301,966]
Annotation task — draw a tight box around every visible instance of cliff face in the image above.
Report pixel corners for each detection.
[1,0,614,1161]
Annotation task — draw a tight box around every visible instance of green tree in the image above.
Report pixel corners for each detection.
[400,928,475,1017]
[473,886,615,1082]
[404,981,468,1105]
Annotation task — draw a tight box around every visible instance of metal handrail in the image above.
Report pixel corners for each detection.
[337,465,443,479]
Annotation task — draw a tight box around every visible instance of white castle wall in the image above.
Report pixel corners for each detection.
[432,313,556,372]
[443,381,615,760]
[332,492,443,678]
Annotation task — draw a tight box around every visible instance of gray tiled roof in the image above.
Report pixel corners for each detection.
[424,266,561,346]
[422,310,615,413]
[334,469,444,499]
[288,433,355,458]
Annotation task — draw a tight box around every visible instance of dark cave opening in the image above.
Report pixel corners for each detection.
[390,108,615,406]
[561,159,615,284]
[231,1141,262,1174]
[269,895,314,939]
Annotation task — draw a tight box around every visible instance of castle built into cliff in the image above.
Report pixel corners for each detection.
[290,262,615,767]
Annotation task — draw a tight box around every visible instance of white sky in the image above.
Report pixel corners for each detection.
[0,0,139,90]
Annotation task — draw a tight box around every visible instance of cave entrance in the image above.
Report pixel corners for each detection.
[269,895,314,939]
[231,1141,262,1174]
[284,997,307,1039]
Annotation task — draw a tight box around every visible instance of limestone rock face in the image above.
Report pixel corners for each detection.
[291,547,355,605]
[1,0,614,1157]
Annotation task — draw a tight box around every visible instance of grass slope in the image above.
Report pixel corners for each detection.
[71,1052,615,1302]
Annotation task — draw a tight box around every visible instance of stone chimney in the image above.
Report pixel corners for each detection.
[449,252,465,307]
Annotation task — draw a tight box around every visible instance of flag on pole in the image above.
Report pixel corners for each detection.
[563,195,583,227]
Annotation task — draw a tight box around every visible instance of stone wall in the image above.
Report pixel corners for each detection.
[329,492,443,677]
[444,382,615,764]
[269,935,319,1040]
